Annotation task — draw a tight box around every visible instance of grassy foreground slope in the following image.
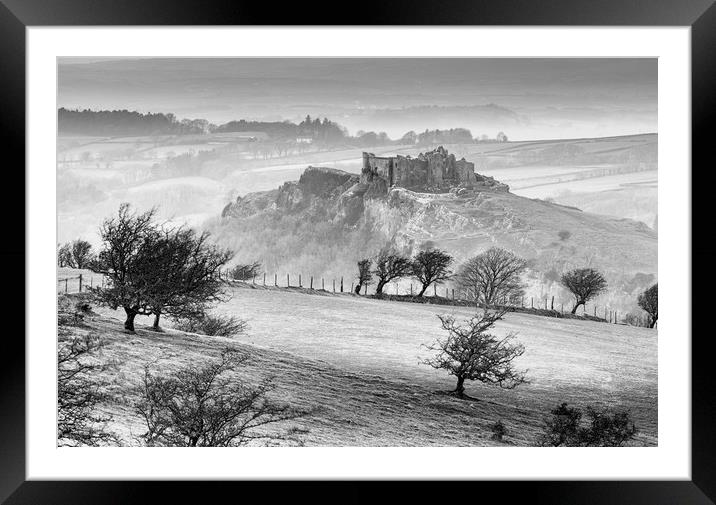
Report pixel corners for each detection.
[85,285,657,447]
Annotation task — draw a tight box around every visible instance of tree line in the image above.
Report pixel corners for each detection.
[351,245,657,326]
[58,107,508,148]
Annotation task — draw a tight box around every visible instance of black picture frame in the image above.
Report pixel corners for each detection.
[3,0,713,503]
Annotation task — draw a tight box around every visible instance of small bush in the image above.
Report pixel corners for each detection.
[539,402,637,447]
[135,348,303,447]
[174,313,248,337]
[490,420,507,441]
[558,230,572,241]
[231,261,262,281]
[624,312,648,327]
[58,330,118,446]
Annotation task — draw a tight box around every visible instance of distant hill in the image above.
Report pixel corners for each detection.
[213,158,657,315]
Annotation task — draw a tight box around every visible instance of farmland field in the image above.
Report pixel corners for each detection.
[89,284,658,446]
[57,133,657,244]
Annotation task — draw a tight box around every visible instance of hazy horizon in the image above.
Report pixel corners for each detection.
[58,58,656,141]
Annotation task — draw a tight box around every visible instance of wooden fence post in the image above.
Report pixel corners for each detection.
[65,278,68,293]
[531,297,533,308]
[452,288,455,301]
[263,273,266,286]
[551,295,554,310]
[322,278,325,290]
[615,311,618,324]
[253,275,256,285]
[90,277,93,289]
[299,274,302,287]
[350,282,353,293]
[410,284,413,296]
[275,273,278,286]
[594,306,597,317]
[78,274,83,292]
[434,284,437,296]
[333,279,335,293]
[287,273,290,287]
[364,284,367,295]
[521,296,524,307]
[310,276,313,289]
[340,277,343,293]
[561,303,564,314]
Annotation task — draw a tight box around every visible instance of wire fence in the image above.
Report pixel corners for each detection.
[220,270,628,325]
[57,272,107,294]
[56,269,638,327]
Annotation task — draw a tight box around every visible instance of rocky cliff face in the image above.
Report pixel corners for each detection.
[222,163,510,227]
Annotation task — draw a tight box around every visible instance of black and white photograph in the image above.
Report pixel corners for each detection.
[54,57,660,448]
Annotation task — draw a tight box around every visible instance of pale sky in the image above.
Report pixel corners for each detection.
[58,58,657,141]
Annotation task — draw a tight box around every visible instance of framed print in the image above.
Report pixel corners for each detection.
[3,0,714,502]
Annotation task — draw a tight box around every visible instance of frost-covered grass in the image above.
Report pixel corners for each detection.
[91,285,657,446]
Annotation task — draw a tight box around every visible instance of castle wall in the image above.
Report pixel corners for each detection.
[455,159,475,182]
[362,147,477,192]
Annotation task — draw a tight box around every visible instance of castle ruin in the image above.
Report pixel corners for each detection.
[360,146,477,192]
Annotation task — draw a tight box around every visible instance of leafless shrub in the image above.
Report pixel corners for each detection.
[538,403,637,447]
[135,349,304,447]
[57,330,118,446]
[557,230,572,241]
[490,420,507,441]
[173,313,248,337]
[231,261,263,281]
[637,283,658,328]
[624,312,649,328]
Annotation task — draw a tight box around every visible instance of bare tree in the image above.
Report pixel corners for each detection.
[372,250,412,296]
[92,204,159,332]
[412,249,453,297]
[57,239,95,269]
[637,283,658,328]
[58,243,73,267]
[560,268,608,314]
[355,259,372,294]
[135,349,303,447]
[141,227,233,331]
[423,310,527,398]
[455,247,526,307]
[231,261,262,281]
[58,330,117,446]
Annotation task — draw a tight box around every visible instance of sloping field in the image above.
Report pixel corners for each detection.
[90,285,657,446]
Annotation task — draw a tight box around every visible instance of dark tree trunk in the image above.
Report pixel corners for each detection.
[354,283,362,295]
[124,308,137,332]
[375,280,386,296]
[417,284,428,297]
[649,317,657,328]
[454,376,465,397]
[571,301,583,314]
[152,312,161,331]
